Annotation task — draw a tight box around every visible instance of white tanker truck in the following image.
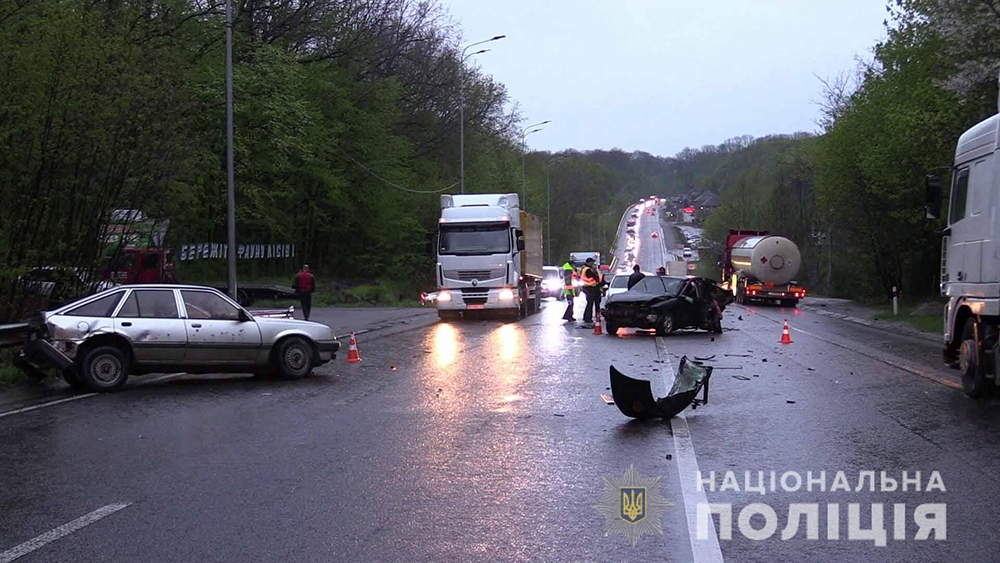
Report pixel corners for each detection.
[720,229,806,307]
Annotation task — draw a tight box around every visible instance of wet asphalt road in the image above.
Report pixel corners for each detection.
[3,205,1000,561]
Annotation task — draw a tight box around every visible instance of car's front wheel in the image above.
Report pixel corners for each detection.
[275,337,315,379]
[79,346,130,392]
[605,322,619,336]
[656,314,675,337]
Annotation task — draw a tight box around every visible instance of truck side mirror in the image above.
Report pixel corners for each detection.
[925,174,943,219]
[516,239,525,251]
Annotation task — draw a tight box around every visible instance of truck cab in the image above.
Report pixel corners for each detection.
[435,194,543,319]
[926,108,1000,396]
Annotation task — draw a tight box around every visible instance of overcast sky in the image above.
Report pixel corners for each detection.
[443,0,888,157]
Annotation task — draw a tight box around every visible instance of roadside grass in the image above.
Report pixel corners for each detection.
[252,282,425,309]
[0,349,25,389]
[872,305,943,334]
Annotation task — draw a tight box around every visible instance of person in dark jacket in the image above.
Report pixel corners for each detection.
[292,264,316,321]
[627,264,645,290]
[656,266,666,276]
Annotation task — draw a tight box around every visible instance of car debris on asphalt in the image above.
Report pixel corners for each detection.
[609,356,712,419]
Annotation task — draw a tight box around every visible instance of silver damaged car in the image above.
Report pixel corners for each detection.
[14,285,340,392]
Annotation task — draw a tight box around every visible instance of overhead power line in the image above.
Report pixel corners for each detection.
[333,143,457,194]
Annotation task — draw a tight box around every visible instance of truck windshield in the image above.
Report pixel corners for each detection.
[439,223,510,255]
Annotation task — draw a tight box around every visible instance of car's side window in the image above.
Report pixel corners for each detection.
[124,290,179,319]
[181,291,241,321]
[64,291,124,317]
[117,292,139,317]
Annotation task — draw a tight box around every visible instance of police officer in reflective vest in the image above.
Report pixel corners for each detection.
[561,261,576,321]
[580,257,602,325]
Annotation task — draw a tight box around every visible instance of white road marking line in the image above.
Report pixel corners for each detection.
[0,394,97,419]
[653,338,725,563]
[0,503,131,563]
[672,415,725,563]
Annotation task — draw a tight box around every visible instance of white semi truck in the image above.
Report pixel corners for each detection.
[435,193,544,320]
[925,79,1000,396]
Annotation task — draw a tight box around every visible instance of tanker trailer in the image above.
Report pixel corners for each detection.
[720,229,806,307]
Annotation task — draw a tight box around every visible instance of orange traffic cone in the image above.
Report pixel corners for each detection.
[779,320,793,344]
[346,331,362,363]
[593,310,603,335]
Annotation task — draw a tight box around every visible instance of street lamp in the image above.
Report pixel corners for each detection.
[546,155,570,264]
[225,0,237,300]
[521,120,550,208]
[460,35,505,194]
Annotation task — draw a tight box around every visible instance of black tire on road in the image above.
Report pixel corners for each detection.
[79,345,130,392]
[605,322,619,336]
[960,319,990,398]
[275,337,315,379]
[656,314,675,337]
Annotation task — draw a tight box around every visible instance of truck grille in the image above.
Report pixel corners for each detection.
[456,270,493,281]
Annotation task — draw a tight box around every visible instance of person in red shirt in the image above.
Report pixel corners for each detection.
[292,265,316,320]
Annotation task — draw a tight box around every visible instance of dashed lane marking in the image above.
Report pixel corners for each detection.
[0,503,131,563]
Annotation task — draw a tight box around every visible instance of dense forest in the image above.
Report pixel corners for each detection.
[0,0,997,320]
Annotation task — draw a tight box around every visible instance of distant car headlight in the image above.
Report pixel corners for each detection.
[499,288,515,300]
[438,291,452,302]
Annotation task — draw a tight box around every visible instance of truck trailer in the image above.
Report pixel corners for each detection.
[720,229,806,307]
[435,193,543,320]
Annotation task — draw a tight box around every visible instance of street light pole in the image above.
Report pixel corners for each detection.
[459,35,505,194]
[520,120,550,208]
[545,155,569,265]
[225,0,237,300]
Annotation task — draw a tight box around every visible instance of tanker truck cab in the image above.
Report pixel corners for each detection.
[436,194,544,320]
[925,108,999,397]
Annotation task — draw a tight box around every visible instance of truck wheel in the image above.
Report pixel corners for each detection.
[656,314,675,337]
[960,319,990,398]
[605,322,619,336]
[275,337,314,379]
[79,346,130,392]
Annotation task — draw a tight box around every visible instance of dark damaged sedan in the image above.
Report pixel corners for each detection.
[601,276,734,336]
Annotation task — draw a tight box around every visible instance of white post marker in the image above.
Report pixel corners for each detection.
[892,286,899,316]
[0,503,131,563]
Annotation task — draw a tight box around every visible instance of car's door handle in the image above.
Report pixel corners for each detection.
[191,323,202,328]
[121,322,132,327]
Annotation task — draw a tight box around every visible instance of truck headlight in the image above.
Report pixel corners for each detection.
[499,288,515,300]
[438,291,452,302]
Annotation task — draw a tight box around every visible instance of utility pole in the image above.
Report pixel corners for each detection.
[459,36,505,194]
[520,120,550,208]
[225,0,237,300]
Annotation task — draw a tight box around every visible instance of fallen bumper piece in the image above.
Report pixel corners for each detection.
[609,356,713,419]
